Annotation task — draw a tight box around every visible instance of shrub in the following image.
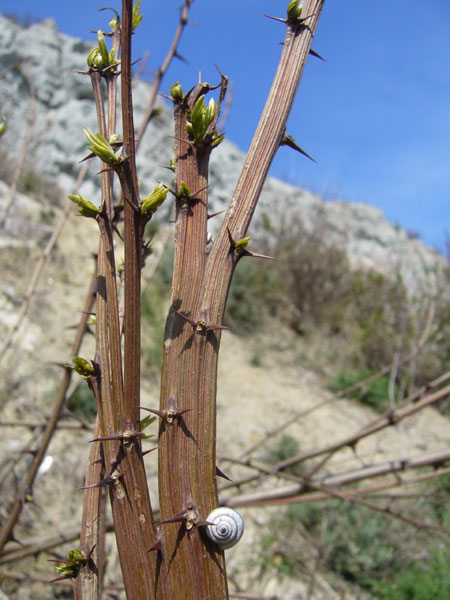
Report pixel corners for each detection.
[225,258,282,333]
[262,434,306,477]
[257,497,446,595]
[66,383,96,421]
[374,549,450,600]
[348,270,412,371]
[329,368,392,412]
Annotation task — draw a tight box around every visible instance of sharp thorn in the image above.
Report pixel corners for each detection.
[309,48,326,61]
[77,477,112,490]
[158,512,186,526]
[139,406,166,419]
[206,323,232,332]
[208,209,225,219]
[263,14,287,24]
[281,134,316,163]
[171,309,196,328]
[216,466,232,481]
[244,250,277,261]
[173,50,188,64]
[142,446,158,456]
[146,536,162,553]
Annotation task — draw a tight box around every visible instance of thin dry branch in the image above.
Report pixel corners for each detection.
[134,0,195,149]
[227,467,450,536]
[0,164,89,362]
[0,270,97,553]
[239,291,437,461]
[274,381,450,473]
[0,66,36,228]
[221,451,450,506]
[0,419,91,430]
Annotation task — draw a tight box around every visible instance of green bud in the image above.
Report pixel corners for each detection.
[109,132,120,144]
[87,47,101,68]
[72,357,95,378]
[0,116,6,137]
[87,32,119,70]
[132,0,143,31]
[55,563,75,577]
[68,193,100,219]
[178,181,190,197]
[84,128,121,164]
[109,17,118,31]
[68,549,85,564]
[190,95,206,131]
[95,54,105,68]
[235,236,251,248]
[287,0,302,20]
[204,97,217,125]
[97,30,109,65]
[187,94,217,142]
[211,129,225,148]
[170,81,183,100]
[140,183,170,214]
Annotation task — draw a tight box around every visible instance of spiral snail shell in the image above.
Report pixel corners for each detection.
[205,507,244,550]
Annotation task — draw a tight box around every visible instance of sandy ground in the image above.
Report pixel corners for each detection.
[0,185,448,599]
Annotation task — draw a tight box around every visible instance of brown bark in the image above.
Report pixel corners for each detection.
[156,3,325,597]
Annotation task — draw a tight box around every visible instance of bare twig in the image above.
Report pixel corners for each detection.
[0,164,89,362]
[0,67,36,228]
[274,382,450,473]
[134,0,195,149]
[0,270,97,553]
[221,451,450,505]
[239,291,438,461]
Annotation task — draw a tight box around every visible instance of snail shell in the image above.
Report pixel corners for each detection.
[205,507,244,550]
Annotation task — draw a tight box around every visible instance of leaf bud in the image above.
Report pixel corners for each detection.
[55,563,75,577]
[235,236,251,248]
[132,0,143,31]
[287,0,303,20]
[87,47,100,68]
[83,128,121,164]
[97,30,110,65]
[68,194,100,219]
[178,181,191,197]
[72,357,95,378]
[204,98,217,126]
[140,183,170,214]
[170,81,183,100]
[0,116,6,137]
[188,95,209,141]
[68,549,85,564]
[211,129,225,148]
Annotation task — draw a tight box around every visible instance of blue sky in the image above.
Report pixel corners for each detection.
[2,1,450,250]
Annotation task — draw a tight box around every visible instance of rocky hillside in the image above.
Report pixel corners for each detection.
[0,13,449,600]
[0,14,446,296]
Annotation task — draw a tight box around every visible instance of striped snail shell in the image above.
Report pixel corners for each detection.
[205,507,244,550]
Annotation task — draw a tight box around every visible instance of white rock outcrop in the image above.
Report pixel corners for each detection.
[0,13,445,297]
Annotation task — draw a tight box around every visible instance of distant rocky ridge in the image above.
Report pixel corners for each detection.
[0,14,446,296]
